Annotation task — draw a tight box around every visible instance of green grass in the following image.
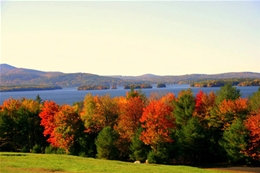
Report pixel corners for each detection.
[0,152,231,173]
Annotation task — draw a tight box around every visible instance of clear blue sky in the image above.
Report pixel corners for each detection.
[1,0,260,76]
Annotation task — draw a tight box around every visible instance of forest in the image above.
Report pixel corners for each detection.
[0,84,259,165]
[0,85,62,92]
[190,78,260,87]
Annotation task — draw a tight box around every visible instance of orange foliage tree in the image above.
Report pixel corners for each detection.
[115,96,145,141]
[81,94,119,133]
[244,109,260,160]
[53,105,82,153]
[216,98,248,130]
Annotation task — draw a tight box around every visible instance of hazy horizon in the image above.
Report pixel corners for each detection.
[1,63,260,77]
[1,1,260,76]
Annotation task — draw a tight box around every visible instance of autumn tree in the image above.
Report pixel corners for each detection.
[53,105,83,154]
[39,101,60,146]
[210,98,248,130]
[115,96,145,141]
[193,91,216,127]
[0,98,46,151]
[81,94,119,134]
[0,99,22,151]
[140,98,175,152]
[244,110,260,161]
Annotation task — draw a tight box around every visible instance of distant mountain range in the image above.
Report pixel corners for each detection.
[0,64,260,87]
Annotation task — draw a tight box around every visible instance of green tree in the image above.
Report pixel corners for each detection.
[0,98,46,152]
[173,89,195,126]
[35,94,42,104]
[248,87,260,113]
[215,83,241,104]
[129,128,149,162]
[174,117,208,163]
[219,119,249,163]
[95,126,119,160]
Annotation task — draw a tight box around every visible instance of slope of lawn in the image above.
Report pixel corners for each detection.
[0,152,231,173]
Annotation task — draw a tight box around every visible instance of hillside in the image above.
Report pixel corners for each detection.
[0,64,124,87]
[0,64,260,87]
[0,153,236,173]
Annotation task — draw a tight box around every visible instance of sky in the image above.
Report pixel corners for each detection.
[1,0,260,76]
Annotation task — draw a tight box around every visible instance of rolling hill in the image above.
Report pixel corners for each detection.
[0,64,260,87]
[0,64,123,87]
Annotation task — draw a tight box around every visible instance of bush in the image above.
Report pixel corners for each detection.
[147,143,171,164]
[147,150,159,164]
[44,145,65,154]
[45,145,55,154]
[32,144,41,153]
[21,146,29,153]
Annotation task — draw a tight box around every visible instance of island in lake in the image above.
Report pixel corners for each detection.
[78,85,110,90]
[0,85,62,92]
[157,83,166,88]
[124,84,152,89]
[190,78,260,87]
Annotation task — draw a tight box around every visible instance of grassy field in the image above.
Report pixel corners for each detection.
[0,152,232,173]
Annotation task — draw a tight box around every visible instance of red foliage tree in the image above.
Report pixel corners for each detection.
[140,98,175,151]
[193,91,216,127]
[39,101,60,146]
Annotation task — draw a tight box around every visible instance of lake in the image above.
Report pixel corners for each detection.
[0,85,259,105]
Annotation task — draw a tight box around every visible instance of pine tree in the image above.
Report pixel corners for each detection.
[95,126,119,160]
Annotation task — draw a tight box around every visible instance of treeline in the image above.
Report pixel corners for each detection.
[124,84,152,89]
[78,85,110,90]
[0,85,62,92]
[190,78,260,87]
[0,85,260,165]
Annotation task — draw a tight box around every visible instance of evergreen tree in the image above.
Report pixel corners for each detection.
[215,83,241,104]
[219,119,249,163]
[173,89,195,126]
[174,117,208,163]
[129,128,149,162]
[95,126,119,160]
[248,87,260,113]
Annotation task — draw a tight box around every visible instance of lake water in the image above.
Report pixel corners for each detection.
[0,85,259,105]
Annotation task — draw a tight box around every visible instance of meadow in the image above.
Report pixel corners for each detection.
[0,152,232,173]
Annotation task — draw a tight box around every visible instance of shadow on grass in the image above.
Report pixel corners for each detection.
[0,153,27,156]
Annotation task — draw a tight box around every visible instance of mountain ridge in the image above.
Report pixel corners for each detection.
[1,64,260,87]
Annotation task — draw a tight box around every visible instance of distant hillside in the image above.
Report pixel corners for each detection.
[1,64,260,87]
[112,72,260,84]
[0,64,124,87]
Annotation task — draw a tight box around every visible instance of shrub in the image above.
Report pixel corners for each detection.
[21,146,29,153]
[147,150,159,164]
[44,145,65,154]
[32,144,41,153]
